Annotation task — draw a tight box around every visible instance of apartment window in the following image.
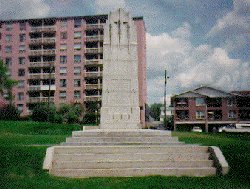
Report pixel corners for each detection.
[228,110,236,119]
[18,69,25,76]
[17,92,24,100]
[5,46,12,53]
[5,58,12,66]
[19,57,25,65]
[5,35,12,42]
[60,32,67,40]
[5,23,12,31]
[60,20,67,27]
[59,91,66,99]
[20,22,26,31]
[17,104,24,112]
[227,98,235,106]
[60,79,67,87]
[60,67,67,75]
[19,34,26,42]
[74,19,81,28]
[196,111,205,119]
[60,56,67,64]
[60,44,67,51]
[196,98,205,106]
[74,31,81,39]
[19,45,25,53]
[74,67,81,75]
[74,91,81,99]
[74,55,81,63]
[74,79,81,87]
[18,80,25,88]
[74,43,81,50]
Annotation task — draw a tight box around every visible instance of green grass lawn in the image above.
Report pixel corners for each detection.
[0,121,250,189]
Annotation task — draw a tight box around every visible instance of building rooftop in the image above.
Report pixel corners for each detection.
[172,86,235,99]
[0,14,143,23]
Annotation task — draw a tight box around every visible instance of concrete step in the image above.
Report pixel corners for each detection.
[53,146,207,154]
[50,167,216,177]
[61,141,185,146]
[66,136,179,143]
[72,130,172,137]
[54,153,210,161]
[53,160,214,169]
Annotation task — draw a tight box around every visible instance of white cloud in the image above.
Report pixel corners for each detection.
[0,0,50,19]
[171,22,191,39]
[95,0,126,14]
[147,23,250,104]
[207,0,250,52]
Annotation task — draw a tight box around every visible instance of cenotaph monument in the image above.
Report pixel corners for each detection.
[43,9,228,178]
[100,8,141,130]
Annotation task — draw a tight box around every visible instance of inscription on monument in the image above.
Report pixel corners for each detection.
[100,9,141,129]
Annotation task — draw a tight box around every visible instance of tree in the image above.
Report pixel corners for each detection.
[0,60,17,104]
[58,103,85,124]
[149,103,162,121]
[31,103,57,122]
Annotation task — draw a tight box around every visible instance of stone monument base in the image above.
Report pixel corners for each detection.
[43,129,229,177]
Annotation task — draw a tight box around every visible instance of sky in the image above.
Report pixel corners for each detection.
[0,0,249,105]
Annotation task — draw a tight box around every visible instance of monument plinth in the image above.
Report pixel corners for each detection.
[100,9,141,130]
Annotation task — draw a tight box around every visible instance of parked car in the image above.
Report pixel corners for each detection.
[218,124,236,132]
[192,126,202,132]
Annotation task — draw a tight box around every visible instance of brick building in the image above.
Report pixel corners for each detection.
[0,14,147,126]
[171,86,250,132]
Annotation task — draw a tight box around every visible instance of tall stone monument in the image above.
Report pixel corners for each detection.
[43,9,229,178]
[100,9,141,130]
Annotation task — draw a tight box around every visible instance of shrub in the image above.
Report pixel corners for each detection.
[31,103,56,122]
[66,111,79,124]
[0,105,20,120]
[58,103,71,115]
[82,113,97,124]
[54,113,63,124]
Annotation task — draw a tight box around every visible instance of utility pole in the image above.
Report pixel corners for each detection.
[164,70,169,129]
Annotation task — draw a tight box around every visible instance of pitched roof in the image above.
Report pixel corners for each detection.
[172,86,233,99]
[193,86,232,98]
[231,91,250,97]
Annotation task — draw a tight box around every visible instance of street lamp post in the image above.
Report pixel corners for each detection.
[164,70,169,129]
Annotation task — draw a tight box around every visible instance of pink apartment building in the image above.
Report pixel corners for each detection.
[0,15,147,127]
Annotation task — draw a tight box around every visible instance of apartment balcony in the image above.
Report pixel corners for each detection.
[28,97,54,103]
[28,85,56,91]
[85,84,102,90]
[86,24,104,30]
[29,61,55,68]
[30,38,56,45]
[85,59,102,66]
[28,85,41,91]
[85,35,104,42]
[175,117,190,121]
[85,95,102,102]
[30,26,56,33]
[85,47,103,54]
[84,71,103,78]
[28,73,55,80]
[29,49,55,56]
[30,38,42,44]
